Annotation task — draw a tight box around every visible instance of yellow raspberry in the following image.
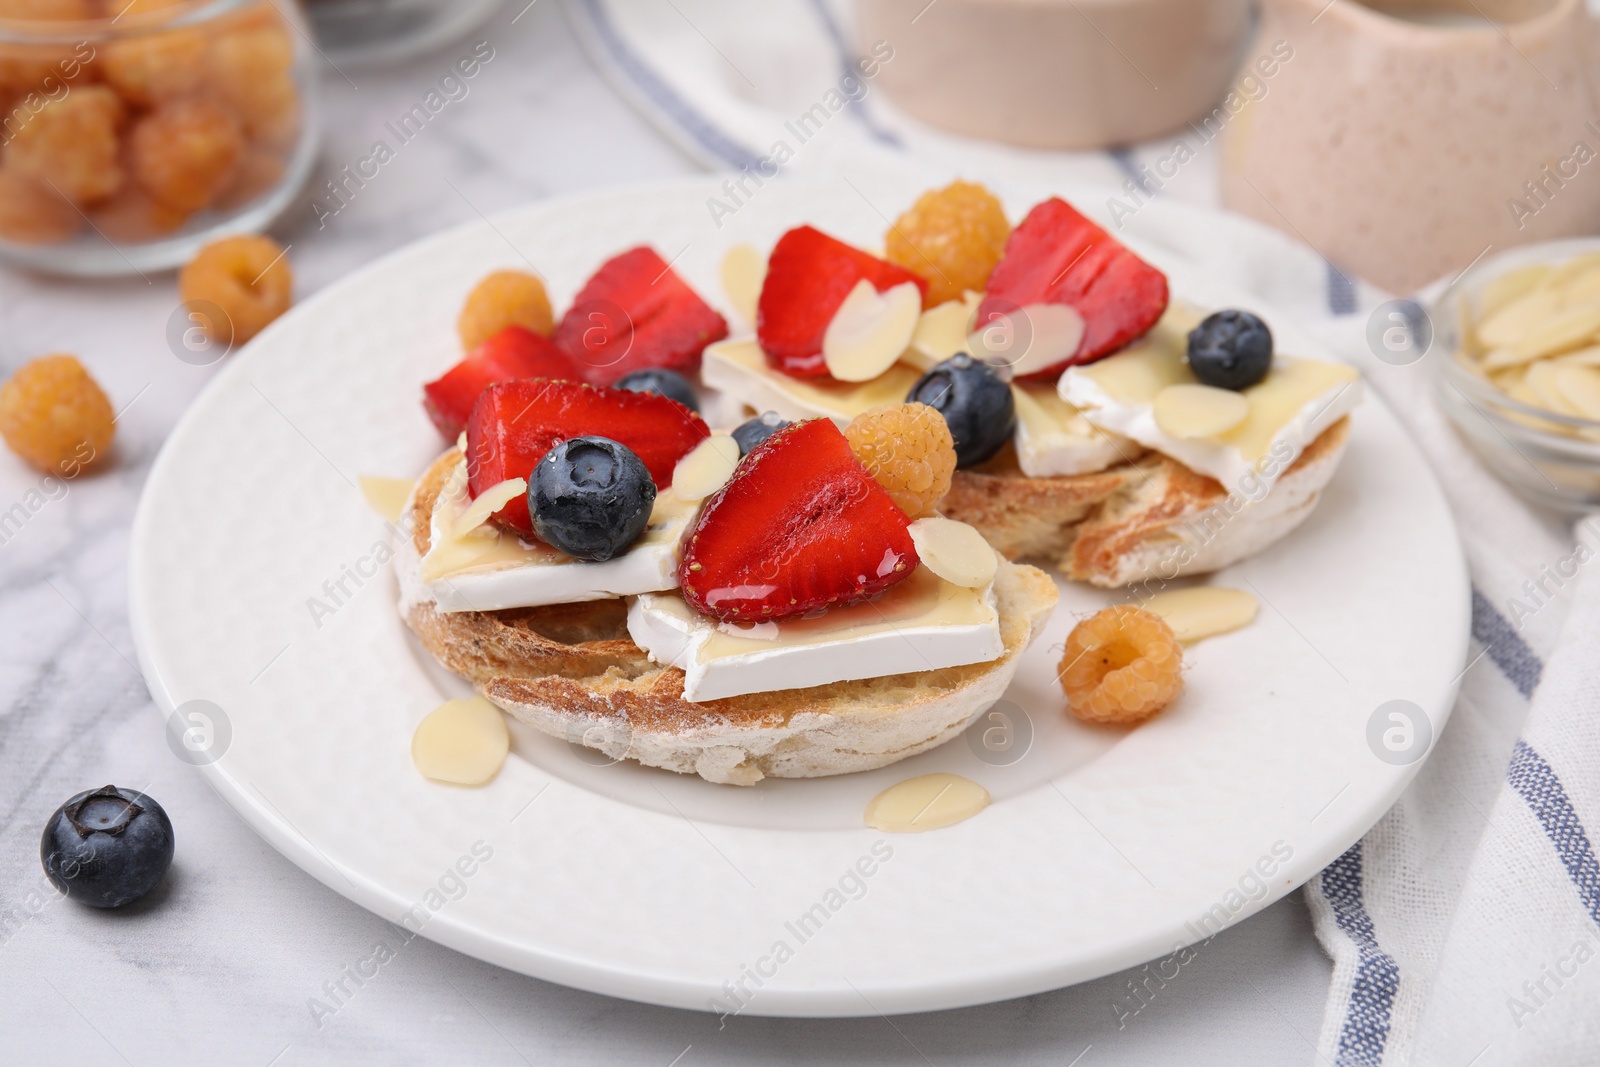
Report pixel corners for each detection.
[885,180,1011,307]
[128,97,244,214]
[0,167,79,245]
[7,84,125,206]
[1059,606,1184,725]
[0,355,114,474]
[844,402,956,518]
[458,270,554,351]
[179,235,293,346]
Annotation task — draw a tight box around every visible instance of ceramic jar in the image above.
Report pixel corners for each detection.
[1220,0,1600,293]
[855,0,1254,150]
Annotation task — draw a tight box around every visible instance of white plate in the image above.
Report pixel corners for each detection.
[130,175,1468,1017]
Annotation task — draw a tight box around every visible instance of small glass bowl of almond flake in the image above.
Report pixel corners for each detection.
[1432,240,1600,513]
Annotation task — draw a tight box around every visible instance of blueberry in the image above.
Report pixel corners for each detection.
[907,353,1016,468]
[612,368,700,413]
[531,436,656,561]
[731,411,790,456]
[41,785,174,909]
[1186,310,1273,391]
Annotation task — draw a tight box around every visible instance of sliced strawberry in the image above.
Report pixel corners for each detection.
[552,246,728,384]
[422,326,580,439]
[679,418,918,622]
[978,197,1168,380]
[756,225,930,379]
[466,378,708,535]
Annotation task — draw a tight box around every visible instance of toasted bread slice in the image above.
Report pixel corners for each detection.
[397,450,1059,785]
[942,418,1351,588]
[940,443,1131,561]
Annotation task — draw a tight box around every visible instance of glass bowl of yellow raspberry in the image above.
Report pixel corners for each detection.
[0,0,318,276]
[1430,238,1600,514]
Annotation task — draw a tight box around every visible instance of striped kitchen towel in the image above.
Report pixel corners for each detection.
[1259,252,1600,1067]
[565,2,1600,1060]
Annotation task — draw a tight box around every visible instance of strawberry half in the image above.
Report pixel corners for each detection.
[977,197,1168,379]
[552,246,728,384]
[679,418,918,622]
[756,225,930,379]
[466,378,708,536]
[423,326,580,439]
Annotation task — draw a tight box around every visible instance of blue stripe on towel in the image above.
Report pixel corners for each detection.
[1325,261,1357,316]
[802,0,904,148]
[573,0,766,171]
[1470,587,1543,699]
[1507,740,1600,926]
[1320,843,1399,1067]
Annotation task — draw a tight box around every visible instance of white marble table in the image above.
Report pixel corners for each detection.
[0,3,1331,1062]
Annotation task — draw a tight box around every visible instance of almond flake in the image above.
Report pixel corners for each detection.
[1478,264,1551,319]
[672,434,742,502]
[906,517,997,589]
[720,244,766,328]
[1556,344,1600,366]
[360,475,414,523]
[1547,251,1600,288]
[823,279,922,382]
[1152,383,1250,439]
[1482,346,1529,370]
[1511,302,1600,362]
[1525,361,1581,417]
[907,290,982,370]
[966,302,1085,378]
[1142,587,1258,644]
[1559,267,1600,307]
[411,696,509,786]
[452,478,526,539]
[1477,287,1560,350]
[1554,362,1600,420]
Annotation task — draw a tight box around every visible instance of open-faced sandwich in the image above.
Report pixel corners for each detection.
[398,247,1056,785]
[705,183,1362,589]
[395,182,1360,785]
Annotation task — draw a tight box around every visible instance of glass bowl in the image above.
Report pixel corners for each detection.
[0,0,319,276]
[307,0,501,66]
[1430,238,1600,514]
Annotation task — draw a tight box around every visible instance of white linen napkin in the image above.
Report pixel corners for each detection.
[565,3,1600,1059]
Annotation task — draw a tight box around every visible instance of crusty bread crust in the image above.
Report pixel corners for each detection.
[1067,417,1349,586]
[940,443,1129,561]
[398,450,1059,785]
[942,418,1351,588]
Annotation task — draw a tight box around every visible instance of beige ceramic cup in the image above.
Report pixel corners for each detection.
[1220,0,1600,294]
[855,0,1254,150]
